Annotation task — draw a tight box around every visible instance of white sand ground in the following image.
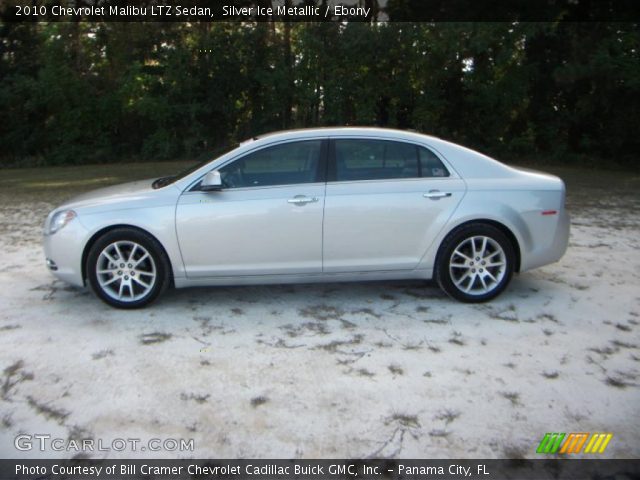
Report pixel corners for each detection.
[0,167,638,459]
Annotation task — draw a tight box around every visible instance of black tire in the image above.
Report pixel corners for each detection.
[86,228,170,309]
[435,223,515,303]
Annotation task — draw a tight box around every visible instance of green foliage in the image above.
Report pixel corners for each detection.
[0,21,638,167]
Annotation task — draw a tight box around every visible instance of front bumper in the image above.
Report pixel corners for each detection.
[43,218,89,287]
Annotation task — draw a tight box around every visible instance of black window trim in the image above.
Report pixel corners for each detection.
[328,137,450,183]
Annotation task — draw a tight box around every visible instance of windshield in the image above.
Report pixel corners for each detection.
[152,143,239,189]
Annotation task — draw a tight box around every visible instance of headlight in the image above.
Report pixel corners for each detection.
[46,210,76,235]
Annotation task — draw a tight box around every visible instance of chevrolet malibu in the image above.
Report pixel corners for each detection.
[43,128,569,308]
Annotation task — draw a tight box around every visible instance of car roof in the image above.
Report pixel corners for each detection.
[250,127,442,143]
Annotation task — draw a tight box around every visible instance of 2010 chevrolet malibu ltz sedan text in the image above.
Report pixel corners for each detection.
[43,128,569,308]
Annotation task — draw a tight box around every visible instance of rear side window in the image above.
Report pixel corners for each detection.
[334,139,449,181]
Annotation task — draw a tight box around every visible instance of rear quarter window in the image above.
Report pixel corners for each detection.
[419,147,449,177]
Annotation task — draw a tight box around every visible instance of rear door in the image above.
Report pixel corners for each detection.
[322,138,465,272]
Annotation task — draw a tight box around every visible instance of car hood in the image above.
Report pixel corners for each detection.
[57,179,164,210]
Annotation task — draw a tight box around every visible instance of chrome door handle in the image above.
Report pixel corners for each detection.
[288,196,318,205]
[423,190,452,199]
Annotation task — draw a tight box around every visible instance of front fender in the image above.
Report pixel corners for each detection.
[77,205,186,282]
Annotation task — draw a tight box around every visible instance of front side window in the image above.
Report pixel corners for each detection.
[218,140,322,189]
[334,139,449,181]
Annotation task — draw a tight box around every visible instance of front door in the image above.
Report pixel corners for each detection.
[176,139,327,277]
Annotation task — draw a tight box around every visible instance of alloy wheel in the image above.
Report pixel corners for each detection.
[448,235,507,296]
[96,240,157,302]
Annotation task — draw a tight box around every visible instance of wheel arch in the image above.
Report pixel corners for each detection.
[81,224,174,285]
[437,219,522,273]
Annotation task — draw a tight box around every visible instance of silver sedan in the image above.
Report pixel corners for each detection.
[43,128,569,308]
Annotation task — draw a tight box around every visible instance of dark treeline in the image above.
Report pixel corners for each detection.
[0,21,638,167]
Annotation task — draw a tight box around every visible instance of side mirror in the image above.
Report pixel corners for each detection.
[201,170,222,191]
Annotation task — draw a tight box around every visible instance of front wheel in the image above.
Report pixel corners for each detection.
[86,228,170,309]
[435,223,515,303]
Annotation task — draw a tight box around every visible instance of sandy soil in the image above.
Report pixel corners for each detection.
[0,164,638,459]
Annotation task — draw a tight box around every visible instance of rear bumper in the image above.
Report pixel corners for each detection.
[43,219,88,287]
[521,209,570,272]
[551,209,570,260]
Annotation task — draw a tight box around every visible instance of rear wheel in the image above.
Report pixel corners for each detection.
[436,223,515,303]
[86,228,170,308]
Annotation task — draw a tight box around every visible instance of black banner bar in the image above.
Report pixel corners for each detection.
[2,0,640,23]
[1,459,640,480]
